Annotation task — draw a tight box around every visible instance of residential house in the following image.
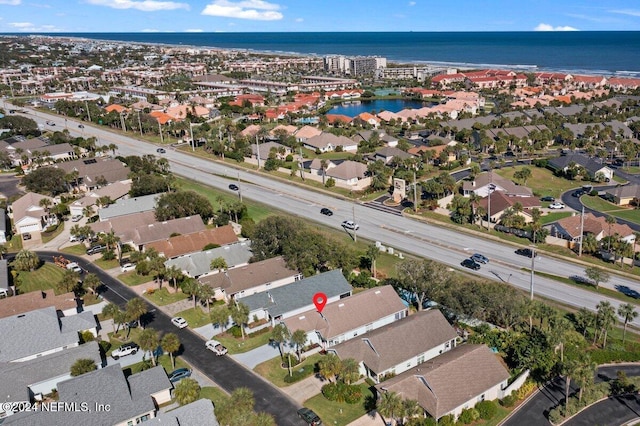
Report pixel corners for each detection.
[0,260,8,297]
[10,192,57,237]
[462,171,533,198]
[547,212,636,246]
[328,310,458,383]
[240,269,352,325]
[250,141,292,162]
[68,181,132,217]
[98,193,160,222]
[165,104,210,120]
[376,345,510,421]
[605,184,640,206]
[146,399,220,426]
[282,285,407,349]
[294,125,323,143]
[0,306,97,363]
[0,289,79,319]
[145,225,238,259]
[199,256,302,301]
[371,146,415,165]
[0,208,6,243]
[164,241,253,278]
[2,365,172,425]
[478,191,541,224]
[304,132,358,153]
[0,341,102,418]
[355,112,381,128]
[53,157,130,191]
[548,153,614,182]
[308,159,371,190]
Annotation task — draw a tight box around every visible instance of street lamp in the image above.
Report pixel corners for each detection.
[529,245,536,300]
[486,183,496,230]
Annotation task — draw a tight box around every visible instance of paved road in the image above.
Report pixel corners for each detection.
[503,364,640,426]
[35,251,307,426]
[560,185,640,232]
[10,104,640,327]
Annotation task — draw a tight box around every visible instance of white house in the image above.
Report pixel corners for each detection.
[328,310,458,383]
[10,192,57,237]
[282,285,407,349]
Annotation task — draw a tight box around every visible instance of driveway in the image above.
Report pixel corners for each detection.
[231,343,280,370]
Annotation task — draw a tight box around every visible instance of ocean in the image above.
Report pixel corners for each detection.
[46,31,640,76]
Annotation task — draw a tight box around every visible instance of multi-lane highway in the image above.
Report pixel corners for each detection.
[5,101,640,328]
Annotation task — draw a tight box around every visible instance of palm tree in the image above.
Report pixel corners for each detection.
[271,323,291,359]
[83,273,101,294]
[139,328,159,366]
[161,332,181,369]
[401,399,422,425]
[165,265,183,289]
[318,353,342,383]
[290,329,307,361]
[210,305,230,331]
[210,257,227,272]
[596,300,616,348]
[126,298,148,328]
[366,243,380,278]
[618,303,638,344]
[198,284,216,312]
[102,303,120,334]
[12,249,40,272]
[39,198,52,215]
[58,269,80,293]
[320,159,328,185]
[377,391,403,426]
[605,215,616,252]
[230,302,250,339]
[340,357,360,384]
[173,378,201,406]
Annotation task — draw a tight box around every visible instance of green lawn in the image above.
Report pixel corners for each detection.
[15,262,67,295]
[540,211,573,225]
[581,194,640,225]
[496,166,586,198]
[144,287,188,306]
[304,383,374,426]
[198,386,229,405]
[94,258,120,270]
[215,328,273,354]
[118,271,153,286]
[61,244,89,256]
[6,234,23,253]
[175,306,212,329]
[254,353,322,388]
[41,222,65,243]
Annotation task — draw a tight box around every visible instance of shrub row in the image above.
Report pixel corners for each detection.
[283,364,315,384]
[321,382,362,404]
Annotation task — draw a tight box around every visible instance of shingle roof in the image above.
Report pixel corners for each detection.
[0,259,8,290]
[146,399,220,426]
[199,256,300,296]
[0,307,81,362]
[376,345,510,419]
[553,212,635,239]
[59,310,97,333]
[10,192,54,224]
[0,341,102,405]
[128,366,173,401]
[605,184,640,200]
[98,193,159,221]
[462,171,533,197]
[131,215,207,247]
[548,153,611,175]
[325,160,368,180]
[240,269,352,318]
[329,310,457,374]
[164,241,253,277]
[145,225,239,259]
[53,157,129,185]
[282,285,406,341]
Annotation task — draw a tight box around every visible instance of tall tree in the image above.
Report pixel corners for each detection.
[139,327,159,366]
[11,249,40,272]
[83,273,101,295]
[366,243,380,278]
[230,302,250,339]
[290,329,308,361]
[605,215,616,252]
[618,303,638,344]
[58,269,80,293]
[395,258,448,310]
[270,323,290,359]
[173,378,201,406]
[585,266,610,288]
[102,303,121,334]
[318,353,342,383]
[210,305,231,331]
[596,301,616,348]
[161,332,181,369]
[126,297,148,328]
[70,358,97,376]
[377,391,403,426]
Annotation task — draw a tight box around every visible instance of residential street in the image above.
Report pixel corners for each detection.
[35,251,308,426]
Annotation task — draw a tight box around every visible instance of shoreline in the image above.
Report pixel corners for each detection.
[4,33,640,78]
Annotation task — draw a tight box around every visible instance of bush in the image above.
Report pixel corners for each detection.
[458,408,479,424]
[515,380,537,400]
[476,400,498,420]
[98,340,111,354]
[202,243,220,251]
[500,392,516,407]
[283,364,315,384]
[365,377,376,387]
[321,382,363,404]
[101,250,115,261]
[80,330,95,343]
[438,414,455,426]
[228,325,243,338]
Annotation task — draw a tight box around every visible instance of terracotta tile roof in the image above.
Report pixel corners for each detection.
[554,212,635,239]
[105,104,128,113]
[145,225,238,258]
[0,290,78,319]
[325,114,353,124]
[330,310,458,375]
[376,345,510,419]
[149,111,173,125]
[283,285,406,341]
[199,256,300,296]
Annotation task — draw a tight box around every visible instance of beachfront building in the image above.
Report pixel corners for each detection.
[324,56,387,76]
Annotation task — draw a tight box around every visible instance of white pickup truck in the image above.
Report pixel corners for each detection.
[205,339,228,356]
[66,262,82,273]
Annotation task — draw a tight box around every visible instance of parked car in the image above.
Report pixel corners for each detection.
[156,147,166,154]
[320,207,333,216]
[66,262,83,273]
[515,248,537,258]
[171,316,188,329]
[540,196,555,202]
[168,368,192,383]
[22,233,31,240]
[71,214,83,222]
[341,220,359,231]
[471,253,489,264]
[120,263,136,272]
[86,245,106,255]
[228,183,239,191]
[461,258,481,271]
[46,120,55,126]
[549,202,565,209]
[572,190,584,197]
[205,339,228,355]
[69,234,84,242]
[297,408,322,426]
[111,343,139,359]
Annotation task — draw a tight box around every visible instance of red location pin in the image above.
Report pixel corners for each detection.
[313,292,327,313]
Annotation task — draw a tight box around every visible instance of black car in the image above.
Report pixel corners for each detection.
[297,408,322,426]
[22,233,32,241]
[461,258,481,271]
[78,124,85,128]
[515,248,537,258]
[572,190,584,197]
[168,368,192,383]
[320,208,333,216]
[540,196,555,202]
[156,148,166,154]
[228,184,239,191]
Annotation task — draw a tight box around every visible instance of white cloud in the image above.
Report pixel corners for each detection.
[9,22,34,28]
[185,28,203,32]
[201,0,283,21]
[0,0,21,5]
[86,0,190,12]
[610,9,640,17]
[408,1,416,5]
[295,17,303,22]
[8,22,62,31]
[142,28,161,32]
[534,23,579,31]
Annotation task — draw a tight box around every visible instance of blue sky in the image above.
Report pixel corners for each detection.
[0,0,639,33]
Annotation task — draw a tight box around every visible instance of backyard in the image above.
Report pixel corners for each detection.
[581,194,640,225]
[496,165,588,199]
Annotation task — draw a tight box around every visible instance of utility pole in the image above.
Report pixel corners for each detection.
[255,134,261,169]
[413,170,418,213]
[84,100,92,123]
[137,110,143,137]
[298,147,304,180]
[120,112,126,132]
[158,121,163,144]
[353,205,357,243]
[578,206,585,257]
[530,246,536,300]
[189,122,195,152]
[237,172,242,202]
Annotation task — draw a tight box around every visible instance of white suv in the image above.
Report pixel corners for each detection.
[111,343,139,359]
[342,220,360,231]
